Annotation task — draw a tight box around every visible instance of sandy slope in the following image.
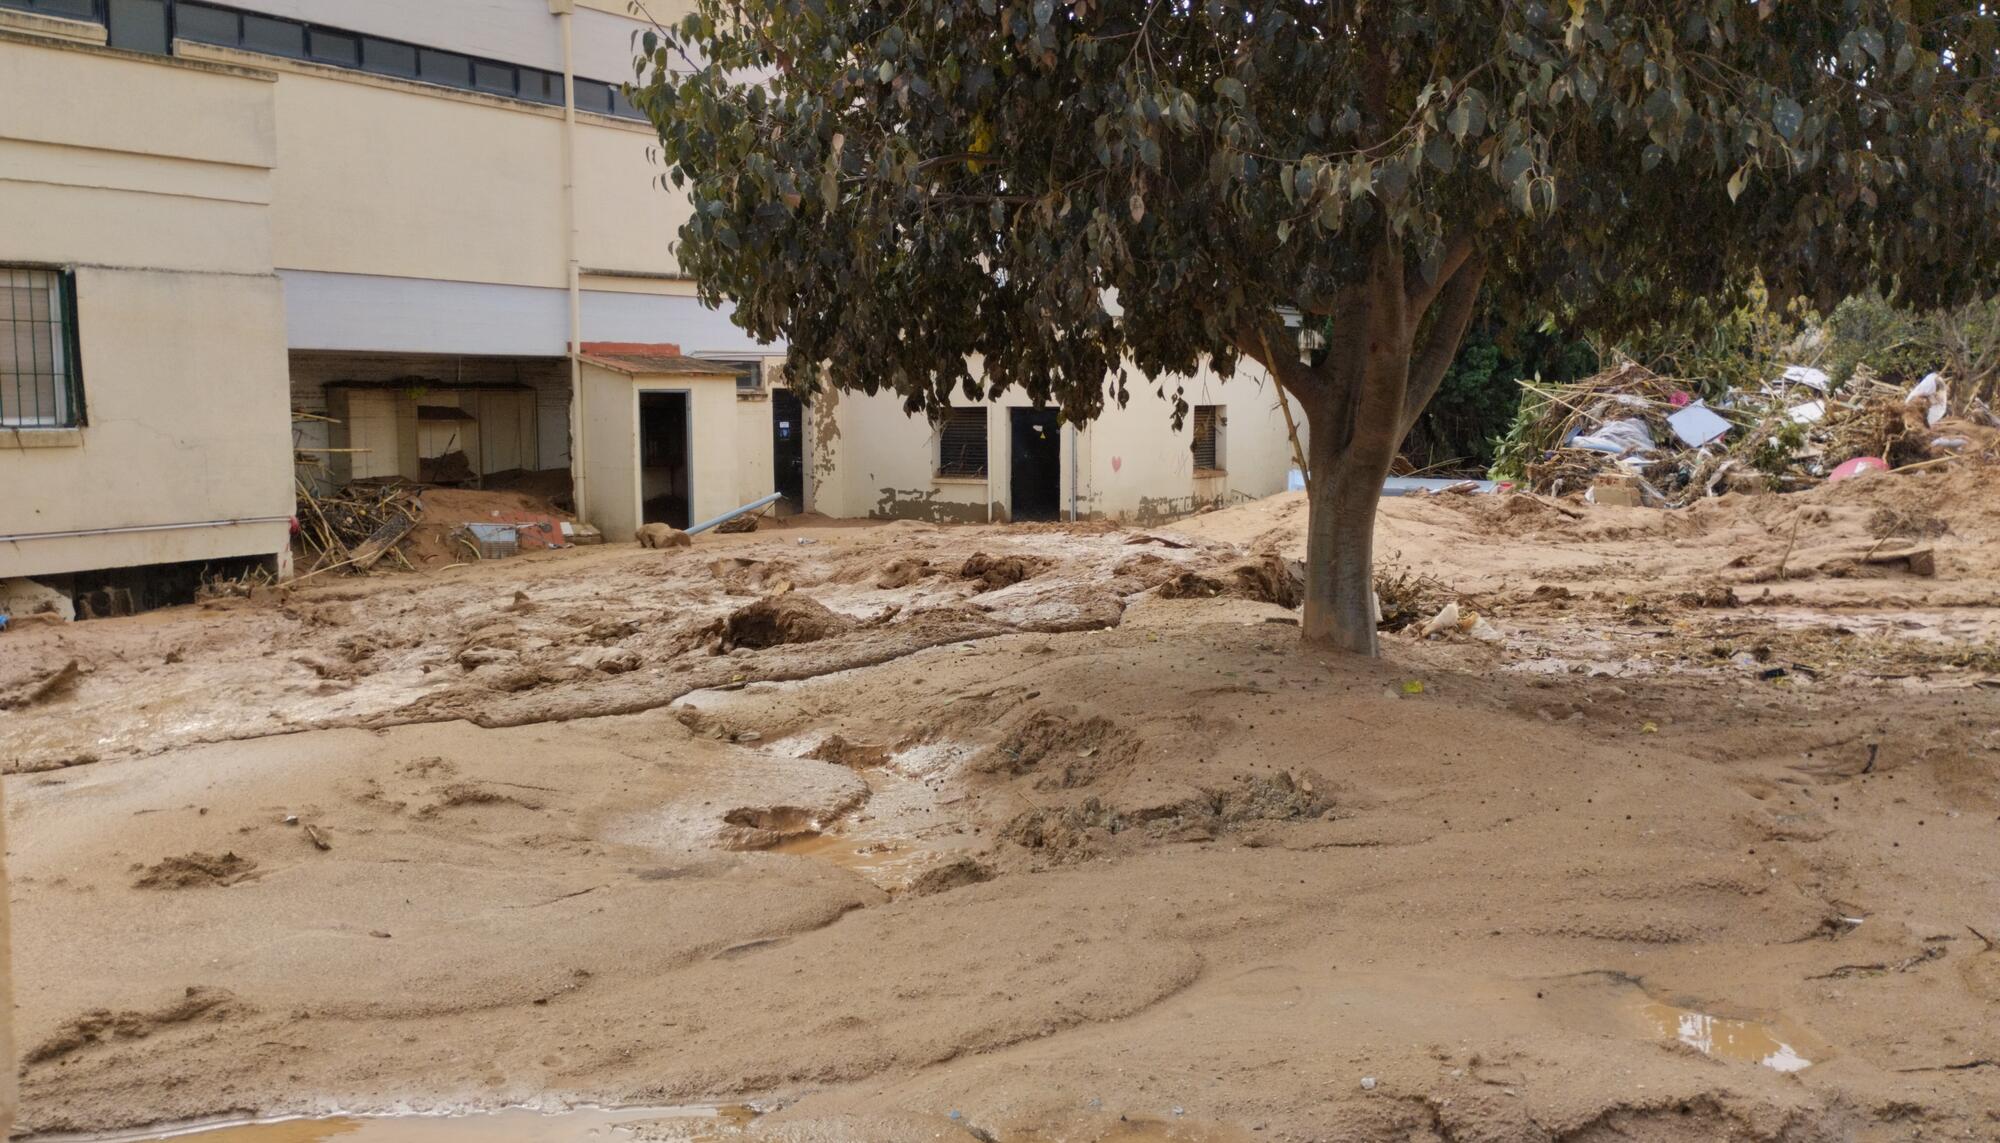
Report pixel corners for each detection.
[3,470,1997,1141]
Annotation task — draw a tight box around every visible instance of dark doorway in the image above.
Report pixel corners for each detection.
[772,388,806,512]
[639,391,691,529]
[1009,407,1062,522]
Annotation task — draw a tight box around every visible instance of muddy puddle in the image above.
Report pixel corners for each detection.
[1631,998,1818,1072]
[50,1104,756,1143]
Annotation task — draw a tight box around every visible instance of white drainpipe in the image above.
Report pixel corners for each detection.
[552,0,587,521]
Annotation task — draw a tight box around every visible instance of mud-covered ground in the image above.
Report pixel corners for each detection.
[4,467,1997,1142]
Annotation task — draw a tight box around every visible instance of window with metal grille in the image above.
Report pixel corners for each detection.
[1190,405,1223,472]
[2,267,83,429]
[936,407,988,477]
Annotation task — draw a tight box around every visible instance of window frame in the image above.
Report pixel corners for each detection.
[935,407,989,479]
[169,2,646,119]
[0,0,104,24]
[2,265,86,431]
[1190,404,1224,474]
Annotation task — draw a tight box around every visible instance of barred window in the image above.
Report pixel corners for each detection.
[936,407,988,477]
[1191,405,1223,471]
[2,267,83,429]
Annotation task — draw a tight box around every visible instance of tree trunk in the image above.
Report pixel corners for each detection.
[1300,409,1396,652]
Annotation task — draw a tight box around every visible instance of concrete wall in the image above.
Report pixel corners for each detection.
[0,33,291,579]
[809,361,1304,525]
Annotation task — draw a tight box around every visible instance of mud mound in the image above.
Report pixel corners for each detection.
[719,791,867,849]
[977,711,1140,786]
[960,553,1050,592]
[1002,796,1115,858]
[1206,770,1331,822]
[902,857,995,897]
[707,557,809,593]
[0,659,82,711]
[27,987,248,1064]
[131,852,258,890]
[810,735,891,769]
[874,558,938,589]
[415,783,542,819]
[1157,553,1303,608]
[713,594,853,652]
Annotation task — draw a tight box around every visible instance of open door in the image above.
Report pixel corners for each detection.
[1009,407,1062,522]
[772,388,806,512]
[639,391,690,529]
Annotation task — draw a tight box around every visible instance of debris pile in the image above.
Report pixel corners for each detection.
[294,481,424,575]
[1503,361,2000,506]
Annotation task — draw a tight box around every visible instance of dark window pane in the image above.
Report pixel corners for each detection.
[107,0,168,53]
[4,0,101,21]
[364,36,416,77]
[518,68,563,105]
[242,13,304,56]
[611,86,642,119]
[576,79,615,114]
[308,29,360,66]
[472,59,515,95]
[176,3,239,45]
[419,48,471,87]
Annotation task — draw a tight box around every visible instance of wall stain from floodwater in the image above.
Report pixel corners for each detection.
[871,486,1001,524]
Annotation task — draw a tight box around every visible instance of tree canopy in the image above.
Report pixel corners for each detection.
[632,0,2000,649]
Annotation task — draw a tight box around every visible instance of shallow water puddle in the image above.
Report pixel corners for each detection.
[1632,999,1816,1072]
[66,1104,756,1143]
[766,829,928,881]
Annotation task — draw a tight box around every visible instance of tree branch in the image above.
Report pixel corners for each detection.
[1405,224,1482,321]
[1400,255,1487,437]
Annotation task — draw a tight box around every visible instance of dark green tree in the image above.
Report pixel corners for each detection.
[631,0,2000,651]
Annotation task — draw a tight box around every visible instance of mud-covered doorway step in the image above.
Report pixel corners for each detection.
[1009,406,1062,522]
[772,386,806,512]
[639,390,691,529]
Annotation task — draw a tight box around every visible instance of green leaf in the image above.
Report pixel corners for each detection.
[1275,219,1291,245]
[1771,96,1803,141]
[1726,164,1749,202]
[1129,192,1146,223]
[1214,76,1246,106]
[1425,134,1454,173]
[1893,42,1915,79]
[1642,144,1663,172]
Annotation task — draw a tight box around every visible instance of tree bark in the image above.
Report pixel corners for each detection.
[1297,254,1410,652]
[1301,418,1396,652]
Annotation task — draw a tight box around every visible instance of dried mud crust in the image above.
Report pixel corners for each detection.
[26,987,249,1064]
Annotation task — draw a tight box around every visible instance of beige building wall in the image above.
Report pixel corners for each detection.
[807,361,1303,525]
[579,363,742,541]
[0,32,292,580]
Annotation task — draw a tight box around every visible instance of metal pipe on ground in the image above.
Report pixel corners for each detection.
[686,492,783,536]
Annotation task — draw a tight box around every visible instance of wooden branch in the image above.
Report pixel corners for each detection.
[1399,255,1487,437]
[1406,225,1482,320]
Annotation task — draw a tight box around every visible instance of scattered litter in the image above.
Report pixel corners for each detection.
[1667,402,1732,448]
[1829,457,1889,483]
[303,824,332,852]
[1360,1077,1378,1091]
[462,523,521,560]
[1907,372,1948,428]
[1400,681,1426,696]
[1420,602,1462,639]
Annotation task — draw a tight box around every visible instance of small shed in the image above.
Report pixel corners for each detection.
[577,343,744,541]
